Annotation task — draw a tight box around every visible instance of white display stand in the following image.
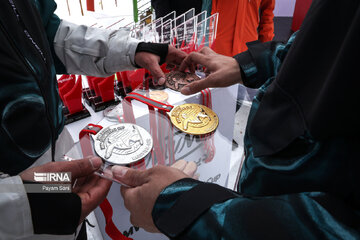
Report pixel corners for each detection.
[65,85,238,240]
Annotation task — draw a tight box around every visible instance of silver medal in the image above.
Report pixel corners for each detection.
[92,123,153,165]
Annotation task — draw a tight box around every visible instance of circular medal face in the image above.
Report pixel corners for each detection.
[149,90,169,102]
[92,123,153,165]
[169,103,219,135]
[165,71,200,92]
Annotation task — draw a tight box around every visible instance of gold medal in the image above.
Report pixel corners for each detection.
[125,93,219,135]
[169,103,218,135]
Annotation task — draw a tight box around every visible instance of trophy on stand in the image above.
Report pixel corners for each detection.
[83,75,120,112]
[57,74,90,124]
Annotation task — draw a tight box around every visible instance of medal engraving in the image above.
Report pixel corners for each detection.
[165,71,200,92]
[93,123,153,165]
[170,104,219,135]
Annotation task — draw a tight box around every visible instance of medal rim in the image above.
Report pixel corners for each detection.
[169,103,219,135]
[148,90,169,103]
[92,123,153,165]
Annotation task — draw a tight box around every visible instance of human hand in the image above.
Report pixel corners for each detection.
[112,160,197,233]
[178,47,242,95]
[20,156,112,224]
[134,45,187,85]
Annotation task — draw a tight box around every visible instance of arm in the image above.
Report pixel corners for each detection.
[0,157,111,238]
[234,32,296,88]
[0,176,33,239]
[258,0,275,42]
[54,21,139,77]
[0,176,79,238]
[178,33,296,94]
[114,165,359,240]
[152,179,358,240]
[33,0,187,82]
[33,0,139,76]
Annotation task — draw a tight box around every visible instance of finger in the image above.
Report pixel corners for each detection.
[179,52,208,72]
[189,64,196,73]
[166,45,188,66]
[199,47,216,56]
[70,157,103,178]
[42,156,102,179]
[73,174,97,193]
[146,61,166,85]
[85,177,112,201]
[180,73,218,95]
[112,166,147,187]
[183,161,197,177]
[193,173,200,180]
[170,50,188,66]
[171,159,187,171]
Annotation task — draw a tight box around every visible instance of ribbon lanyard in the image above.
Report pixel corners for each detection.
[124,89,216,163]
[124,92,219,136]
[123,92,175,166]
[200,89,215,163]
[78,125,133,240]
[124,92,173,112]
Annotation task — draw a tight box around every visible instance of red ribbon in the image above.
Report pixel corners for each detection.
[78,125,133,240]
[201,89,216,163]
[99,199,133,240]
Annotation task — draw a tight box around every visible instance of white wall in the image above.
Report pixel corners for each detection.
[54,0,134,26]
[274,0,296,17]
[54,0,297,27]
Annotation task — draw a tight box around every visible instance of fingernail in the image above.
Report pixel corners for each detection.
[181,86,191,95]
[158,77,165,85]
[112,166,129,177]
[89,157,102,169]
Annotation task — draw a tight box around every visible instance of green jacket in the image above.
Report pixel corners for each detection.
[0,0,65,175]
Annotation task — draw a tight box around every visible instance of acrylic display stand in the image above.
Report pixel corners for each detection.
[58,75,90,124]
[83,75,120,112]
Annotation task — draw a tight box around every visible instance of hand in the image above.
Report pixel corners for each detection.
[20,156,112,224]
[134,45,187,85]
[112,160,197,233]
[178,47,243,95]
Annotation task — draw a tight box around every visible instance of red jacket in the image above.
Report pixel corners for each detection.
[212,0,275,56]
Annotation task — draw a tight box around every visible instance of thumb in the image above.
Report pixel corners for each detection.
[147,61,166,85]
[111,166,147,187]
[62,156,102,179]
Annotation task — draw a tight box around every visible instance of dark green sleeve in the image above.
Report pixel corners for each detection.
[31,0,67,73]
[233,32,297,89]
[152,179,360,240]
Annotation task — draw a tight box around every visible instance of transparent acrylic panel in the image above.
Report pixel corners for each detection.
[162,10,176,22]
[172,22,185,48]
[153,17,163,43]
[161,19,173,43]
[196,10,207,24]
[184,8,195,21]
[183,16,197,51]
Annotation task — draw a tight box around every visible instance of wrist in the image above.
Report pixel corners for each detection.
[135,42,169,66]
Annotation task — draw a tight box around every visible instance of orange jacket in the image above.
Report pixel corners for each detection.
[211,0,275,56]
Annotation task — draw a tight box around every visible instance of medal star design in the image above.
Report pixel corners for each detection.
[105,125,143,159]
[181,108,210,130]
